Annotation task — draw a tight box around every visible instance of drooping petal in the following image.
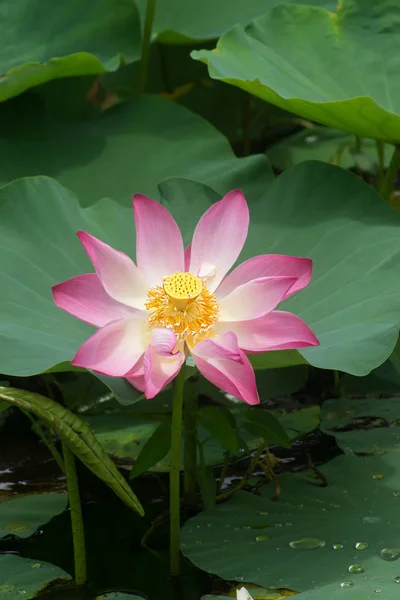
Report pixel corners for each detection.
[191,330,242,362]
[52,273,137,327]
[125,356,145,393]
[218,276,297,322]
[133,194,184,287]
[189,190,249,292]
[216,310,319,352]
[71,315,148,376]
[216,254,313,299]
[191,332,259,405]
[143,329,185,399]
[77,231,147,309]
[184,245,191,272]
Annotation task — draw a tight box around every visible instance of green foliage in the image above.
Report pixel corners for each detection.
[243,409,292,448]
[268,128,393,172]
[3,167,400,377]
[0,95,272,206]
[197,406,239,453]
[0,387,143,516]
[161,172,400,375]
[193,0,400,142]
[0,0,141,102]
[182,453,400,598]
[136,0,335,43]
[130,420,172,479]
[0,492,68,538]
[85,411,259,470]
[321,396,400,454]
[0,554,70,599]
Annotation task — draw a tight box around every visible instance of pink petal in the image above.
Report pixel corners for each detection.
[133,195,184,287]
[71,315,148,376]
[184,245,191,272]
[189,190,249,292]
[126,356,145,393]
[216,310,319,352]
[216,255,313,300]
[52,274,136,327]
[191,330,242,362]
[218,276,298,322]
[191,332,259,405]
[78,231,147,309]
[143,329,185,399]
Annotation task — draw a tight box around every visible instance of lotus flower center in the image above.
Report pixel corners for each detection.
[145,272,219,343]
[163,272,203,309]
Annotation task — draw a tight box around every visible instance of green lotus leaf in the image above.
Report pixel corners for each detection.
[0,0,141,102]
[0,554,70,599]
[182,453,400,599]
[193,1,400,142]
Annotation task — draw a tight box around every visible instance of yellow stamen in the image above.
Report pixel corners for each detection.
[145,272,219,343]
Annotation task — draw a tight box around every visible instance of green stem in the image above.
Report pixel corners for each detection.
[169,365,186,576]
[137,0,157,93]
[376,139,385,188]
[183,376,198,508]
[62,443,87,586]
[380,145,400,203]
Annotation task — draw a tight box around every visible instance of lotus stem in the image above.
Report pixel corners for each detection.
[62,443,87,586]
[379,144,400,203]
[183,374,199,508]
[169,365,186,575]
[137,0,157,92]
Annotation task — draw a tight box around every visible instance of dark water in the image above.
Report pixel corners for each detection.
[0,410,340,599]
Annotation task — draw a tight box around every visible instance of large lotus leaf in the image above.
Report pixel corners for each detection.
[161,166,400,374]
[193,1,400,143]
[0,94,272,206]
[0,0,141,102]
[135,0,335,43]
[0,555,70,599]
[182,453,400,598]
[0,492,68,538]
[321,396,400,454]
[2,161,400,376]
[268,127,393,172]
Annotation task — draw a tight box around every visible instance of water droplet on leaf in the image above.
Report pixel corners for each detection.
[374,588,381,593]
[31,563,41,569]
[339,581,353,588]
[363,516,381,523]
[392,491,400,498]
[355,541,368,550]
[380,548,400,561]
[255,535,269,542]
[372,473,384,480]
[289,538,326,550]
[348,564,365,574]
[394,576,400,583]
[333,544,344,550]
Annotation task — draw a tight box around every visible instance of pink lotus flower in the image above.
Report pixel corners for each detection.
[52,191,318,404]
